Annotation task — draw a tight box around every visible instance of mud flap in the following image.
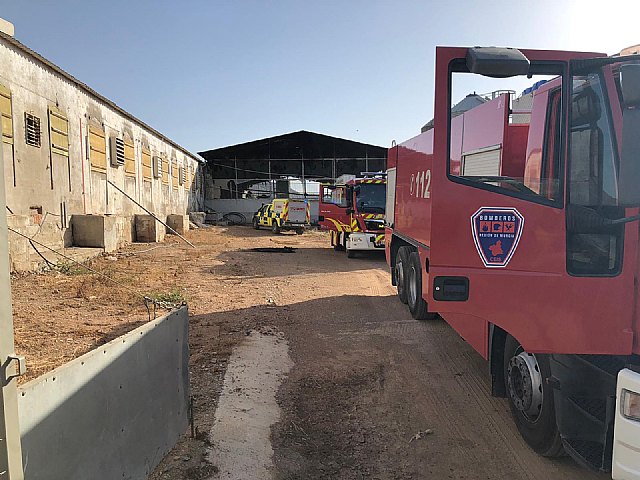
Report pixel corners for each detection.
[549,354,622,472]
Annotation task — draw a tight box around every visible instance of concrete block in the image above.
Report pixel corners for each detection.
[166,214,189,235]
[205,213,220,224]
[135,215,165,243]
[71,215,118,252]
[189,212,206,226]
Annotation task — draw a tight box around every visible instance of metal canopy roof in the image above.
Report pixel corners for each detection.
[198,130,387,161]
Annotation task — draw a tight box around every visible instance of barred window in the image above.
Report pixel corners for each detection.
[25,112,41,147]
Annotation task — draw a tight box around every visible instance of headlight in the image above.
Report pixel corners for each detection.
[621,388,640,421]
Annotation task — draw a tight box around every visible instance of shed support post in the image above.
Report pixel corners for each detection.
[301,155,306,198]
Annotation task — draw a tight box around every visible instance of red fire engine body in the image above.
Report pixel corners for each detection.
[386,46,640,477]
[319,176,386,258]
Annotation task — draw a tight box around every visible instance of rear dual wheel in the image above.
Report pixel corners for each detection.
[395,247,410,304]
[406,252,438,320]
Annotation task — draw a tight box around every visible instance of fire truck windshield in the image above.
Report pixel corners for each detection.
[355,183,385,214]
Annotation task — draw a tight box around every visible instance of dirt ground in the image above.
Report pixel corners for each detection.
[10,226,606,479]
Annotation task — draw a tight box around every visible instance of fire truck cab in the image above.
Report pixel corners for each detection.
[319,175,386,258]
[386,46,640,477]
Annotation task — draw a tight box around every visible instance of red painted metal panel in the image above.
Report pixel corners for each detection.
[502,124,529,178]
[450,115,463,175]
[393,130,434,247]
[461,94,509,158]
[426,46,634,356]
[523,88,549,194]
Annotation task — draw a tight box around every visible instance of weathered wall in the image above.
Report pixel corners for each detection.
[18,307,190,480]
[0,35,204,270]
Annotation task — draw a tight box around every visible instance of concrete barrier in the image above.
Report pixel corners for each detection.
[18,307,190,480]
[135,214,166,242]
[71,214,118,251]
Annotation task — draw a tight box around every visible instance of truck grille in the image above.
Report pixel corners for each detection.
[364,220,384,231]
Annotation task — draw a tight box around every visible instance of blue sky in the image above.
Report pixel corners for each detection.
[2,1,637,153]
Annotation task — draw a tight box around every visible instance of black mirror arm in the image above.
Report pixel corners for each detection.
[567,204,640,231]
[609,213,640,225]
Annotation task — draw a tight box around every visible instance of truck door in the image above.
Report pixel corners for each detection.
[319,185,351,233]
[260,205,271,227]
[427,47,635,356]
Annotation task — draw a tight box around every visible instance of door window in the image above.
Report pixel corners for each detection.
[322,186,349,207]
[566,71,624,276]
[447,65,562,206]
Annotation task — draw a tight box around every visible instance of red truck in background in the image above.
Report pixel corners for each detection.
[319,174,386,258]
[386,46,640,477]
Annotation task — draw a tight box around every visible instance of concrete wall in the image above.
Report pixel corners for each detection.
[0,35,204,270]
[18,307,190,480]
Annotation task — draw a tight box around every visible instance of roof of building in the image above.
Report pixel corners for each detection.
[199,130,387,161]
[0,31,203,162]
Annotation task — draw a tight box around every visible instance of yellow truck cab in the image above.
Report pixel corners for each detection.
[252,198,310,234]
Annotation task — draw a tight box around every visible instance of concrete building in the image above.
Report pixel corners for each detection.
[0,22,204,271]
[199,131,387,223]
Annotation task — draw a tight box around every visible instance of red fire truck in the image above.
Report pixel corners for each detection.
[319,175,386,258]
[386,46,640,477]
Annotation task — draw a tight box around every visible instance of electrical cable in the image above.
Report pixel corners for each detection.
[222,212,246,225]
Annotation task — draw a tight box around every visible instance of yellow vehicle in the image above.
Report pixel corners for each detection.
[252,198,310,234]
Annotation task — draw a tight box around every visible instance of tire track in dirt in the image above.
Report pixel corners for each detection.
[275,258,606,479]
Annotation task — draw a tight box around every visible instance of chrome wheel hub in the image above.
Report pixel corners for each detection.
[507,351,543,420]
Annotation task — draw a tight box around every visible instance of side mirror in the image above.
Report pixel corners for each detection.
[621,64,640,108]
[618,64,640,206]
[466,47,530,78]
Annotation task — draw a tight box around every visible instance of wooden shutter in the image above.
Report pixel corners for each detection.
[184,165,191,189]
[171,159,178,190]
[142,147,152,181]
[0,84,13,145]
[49,107,69,156]
[162,156,169,184]
[89,125,107,173]
[124,138,135,176]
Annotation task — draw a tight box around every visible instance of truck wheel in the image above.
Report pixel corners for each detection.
[296,228,304,235]
[407,252,438,320]
[334,232,345,251]
[253,217,260,230]
[503,334,564,457]
[272,221,280,234]
[395,246,410,304]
